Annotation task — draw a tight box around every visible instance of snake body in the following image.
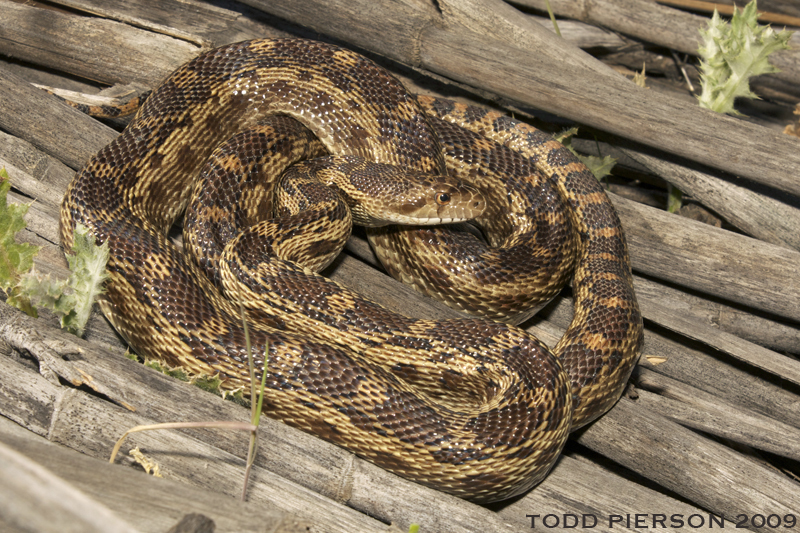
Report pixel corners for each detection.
[60,38,643,503]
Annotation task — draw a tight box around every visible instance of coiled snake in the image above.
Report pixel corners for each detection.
[60,38,643,503]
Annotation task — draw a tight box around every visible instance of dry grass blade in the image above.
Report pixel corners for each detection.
[238,299,269,501]
[108,301,269,501]
[109,420,258,465]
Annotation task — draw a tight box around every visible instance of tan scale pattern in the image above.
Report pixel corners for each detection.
[60,38,641,502]
[416,95,644,426]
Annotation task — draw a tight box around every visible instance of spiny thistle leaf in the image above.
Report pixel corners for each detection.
[0,169,41,316]
[17,272,67,313]
[61,223,110,335]
[18,223,109,336]
[697,1,792,115]
[1,168,109,333]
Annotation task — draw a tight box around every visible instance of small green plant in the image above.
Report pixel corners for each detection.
[144,359,190,382]
[0,168,109,336]
[697,0,792,115]
[20,223,109,336]
[554,127,616,182]
[0,169,40,317]
[667,184,683,214]
[111,301,269,502]
[143,357,249,402]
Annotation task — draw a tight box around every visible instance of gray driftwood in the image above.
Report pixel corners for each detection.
[570,137,800,253]
[0,417,312,533]
[511,0,800,90]
[0,0,198,88]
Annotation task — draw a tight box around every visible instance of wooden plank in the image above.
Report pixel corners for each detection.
[0,131,74,212]
[634,368,800,461]
[0,66,116,170]
[0,0,197,87]
[635,281,800,386]
[48,391,397,533]
[641,327,800,428]
[527,14,627,50]
[0,349,59,438]
[0,437,139,533]
[49,0,284,48]
[631,276,800,355]
[572,137,800,253]
[611,193,800,322]
[0,416,313,533]
[576,397,800,525]
[513,0,800,87]
[500,452,734,531]
[534,295,800,430]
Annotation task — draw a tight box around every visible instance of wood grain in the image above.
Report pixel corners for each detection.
[576,397,800,522]
[634,368,800,461]
[611,193,800,322]
[0,0,197,88]
[512,0,800,87]
[0,67,116,171]
[572,137,800,253]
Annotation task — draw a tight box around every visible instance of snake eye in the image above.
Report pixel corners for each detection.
[436,192,451,205]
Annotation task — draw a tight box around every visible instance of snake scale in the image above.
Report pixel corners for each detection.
[60,38,643,503]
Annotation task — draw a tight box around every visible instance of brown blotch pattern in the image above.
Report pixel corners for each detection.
[61,38,641,503]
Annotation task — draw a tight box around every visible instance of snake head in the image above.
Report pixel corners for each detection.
[315,156,485,227]
[392,174,486,226]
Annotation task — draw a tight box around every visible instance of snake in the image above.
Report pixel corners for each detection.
[60,38,643,503]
